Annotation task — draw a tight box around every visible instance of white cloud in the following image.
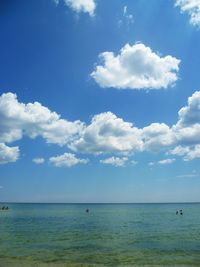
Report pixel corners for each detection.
[148,158,175,166]
[176,91,200,127]
[64,0,96,16]
[142,123,175,151]
[170,145,200,160]
[69,112,143,155]
[0,92,84,146]
[91,43,180,90]
[49,152,89,167]
[32,158,45,164]
[2,90,200,164]
[175,0,200,27]
[158,158,175,165]
[100,156,128,167]
[172,91,200,145]
[0,143,19,164]
[118,6,134,27]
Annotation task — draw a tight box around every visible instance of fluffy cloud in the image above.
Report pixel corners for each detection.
[69,90,200,159]
[91,43,180,90]
[100,156,128,167]
[2,90,200,164]
[142,123,175,151]
[169,145,200,160]
[64,0,96,16]
[173,91,200,145]
[0,143,19,164]
[175,0,200,27]
[0,92,84,146]
[32,158,45,164]
[49,152,89,167]
[69,112,143,155]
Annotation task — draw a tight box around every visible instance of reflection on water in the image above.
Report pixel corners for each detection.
[0,203,200,266]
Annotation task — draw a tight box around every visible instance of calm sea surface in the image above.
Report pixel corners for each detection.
[0,203,200,266]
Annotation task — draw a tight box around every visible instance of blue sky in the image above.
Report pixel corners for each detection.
[1,0,200,203]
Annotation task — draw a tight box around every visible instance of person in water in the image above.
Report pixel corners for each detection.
[176,211,179,215]
[180,209,183,215]
[86,209,89,213]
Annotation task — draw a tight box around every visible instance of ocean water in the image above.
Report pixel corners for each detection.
[0,203,200,266]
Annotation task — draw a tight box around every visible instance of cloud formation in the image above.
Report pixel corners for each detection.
[0,143,19,164]
[0,92,84,146]
[175,0,200,27]
[91,43,180,90]
[32,158,45,164]
[100,156,128,167]
[49,152,89,167]
[2,90,200,164]
[64,0,96,16]
[69,112,143,155]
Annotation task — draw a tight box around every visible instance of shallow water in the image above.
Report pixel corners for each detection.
[0,203,200,266]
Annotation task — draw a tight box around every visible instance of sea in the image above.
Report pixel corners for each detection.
[0,203,200,266]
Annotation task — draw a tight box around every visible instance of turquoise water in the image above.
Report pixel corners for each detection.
[0,203,200,266]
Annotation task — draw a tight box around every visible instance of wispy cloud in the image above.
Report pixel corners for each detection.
[176,173,199,178]
[149,158,175,166]
[32,158,45,164]
[118,5,134,27]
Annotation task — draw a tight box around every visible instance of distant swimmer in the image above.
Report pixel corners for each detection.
[86,209,89,213]
[180,209,183,215]
[176,211,178,215]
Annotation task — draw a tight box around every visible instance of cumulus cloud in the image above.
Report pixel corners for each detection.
[100,156,128,167]
[69,90,200,159]
[32,158,45,164]
[49,152,89,167]
[69,112,143,155]
[142,123,175,151]
[91,43,180,90]
[63,0,96,16]
[173,91,200,145]
[169,145,200,160]
[0,143,19,164]
[2,90,200,164]
[175,0,200,27]
[0,92,84,146]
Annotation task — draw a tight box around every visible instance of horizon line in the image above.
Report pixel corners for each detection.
[1,201,200,204]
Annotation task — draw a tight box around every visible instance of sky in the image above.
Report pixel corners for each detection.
[1,0,200,203]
